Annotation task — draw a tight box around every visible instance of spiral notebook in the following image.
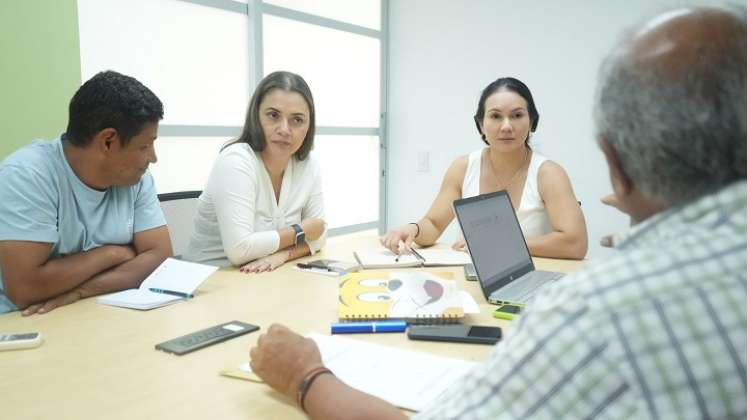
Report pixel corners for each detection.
[338,271,476,322]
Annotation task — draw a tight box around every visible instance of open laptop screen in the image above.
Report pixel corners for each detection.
[454,191,534,295]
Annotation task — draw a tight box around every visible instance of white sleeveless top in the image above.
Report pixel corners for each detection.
[461,148,552,239]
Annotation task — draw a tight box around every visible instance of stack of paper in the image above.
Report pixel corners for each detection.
[233,333,477,412]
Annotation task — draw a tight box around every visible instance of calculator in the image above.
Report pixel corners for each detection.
[155,321,260,355]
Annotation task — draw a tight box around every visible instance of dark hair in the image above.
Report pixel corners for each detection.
[225,71,316,160]
[473,77,540,146]
[65,71,163,147]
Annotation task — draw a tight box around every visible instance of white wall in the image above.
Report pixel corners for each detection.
[386,0,718,260]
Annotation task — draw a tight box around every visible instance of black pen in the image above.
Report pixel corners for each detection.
[410,248,426,263]
[149,288,194,299]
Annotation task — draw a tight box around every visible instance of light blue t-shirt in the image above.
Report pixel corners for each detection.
[0,137,166,313]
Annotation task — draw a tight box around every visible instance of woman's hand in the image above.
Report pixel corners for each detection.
[451,238,468,252]
[240,250,290,273]
[379,224,419,254]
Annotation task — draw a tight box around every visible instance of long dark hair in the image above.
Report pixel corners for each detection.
[224,71,315,160]
[473,77,539,146]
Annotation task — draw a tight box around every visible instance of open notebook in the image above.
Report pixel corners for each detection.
[97,258,217,310]
[338,271,477,322]
[353,248,471,269]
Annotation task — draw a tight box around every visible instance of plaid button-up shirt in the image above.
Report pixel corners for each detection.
[416,180,747,419]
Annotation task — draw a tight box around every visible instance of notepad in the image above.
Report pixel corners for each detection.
[353,248,471,269]
[97,258,217,310]
[338,271,478,322]
[227,333,477,412]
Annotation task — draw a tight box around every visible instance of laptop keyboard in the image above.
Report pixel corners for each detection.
[492,271,563,303]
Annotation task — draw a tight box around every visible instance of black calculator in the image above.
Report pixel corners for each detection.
[155,321,260,355]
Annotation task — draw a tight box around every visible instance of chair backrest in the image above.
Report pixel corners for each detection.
[158,191,202,257]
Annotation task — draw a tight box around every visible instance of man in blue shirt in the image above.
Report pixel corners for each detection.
[0,71,173,315]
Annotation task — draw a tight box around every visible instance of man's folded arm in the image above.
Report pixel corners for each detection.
[0,240,137,308]
[75,225,174,299]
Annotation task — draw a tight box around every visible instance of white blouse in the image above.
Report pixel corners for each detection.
[183,143,326,266]
[461,148,553,239]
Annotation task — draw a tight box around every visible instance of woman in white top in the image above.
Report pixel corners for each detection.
[183,71,326,271]
[381,77,587,259]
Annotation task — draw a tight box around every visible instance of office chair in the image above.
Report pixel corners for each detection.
[158,191,202,257]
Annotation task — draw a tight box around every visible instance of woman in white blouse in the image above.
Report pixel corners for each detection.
[381,77,587,259]
[183,71,326,271]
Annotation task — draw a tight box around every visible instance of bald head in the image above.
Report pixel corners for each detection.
[628,7,747,81]
[595,5,747,208]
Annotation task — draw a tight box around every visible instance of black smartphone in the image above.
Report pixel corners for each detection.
[493,304,523,321]
[407,325,501,345]
[463,263,478,281]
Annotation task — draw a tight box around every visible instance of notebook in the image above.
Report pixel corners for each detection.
[338,271,476,322]
[223,333,476,412]
[453,190,564,305]
[97,258,217,310]
[353,248,471,269]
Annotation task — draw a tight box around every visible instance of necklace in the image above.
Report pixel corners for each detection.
[486,148,529,190]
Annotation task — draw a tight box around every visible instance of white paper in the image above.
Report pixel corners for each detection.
[354,248,472,269]
[97,258,217,310]
[245,333,476,412]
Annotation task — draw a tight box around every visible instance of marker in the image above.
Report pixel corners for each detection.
[297,263,336,272]
[331,321,407,334]
[149,288,193,299]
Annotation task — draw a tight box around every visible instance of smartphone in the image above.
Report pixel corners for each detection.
[0,332,43,351]
[463,263,478,281]
[407,325,501,345]
[493,304,523,321]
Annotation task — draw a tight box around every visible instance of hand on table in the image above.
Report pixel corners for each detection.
[379,224,418,255]
[250,324,324,401]
[22,288,84,316]
[240,250,290,273]
[451,239,468,252]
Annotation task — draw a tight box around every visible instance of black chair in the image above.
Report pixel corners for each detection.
[158,191,202,257]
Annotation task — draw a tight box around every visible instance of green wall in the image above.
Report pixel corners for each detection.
[0,0,81,159]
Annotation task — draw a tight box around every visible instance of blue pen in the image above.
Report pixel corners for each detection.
[149,288,193,299]
[331,321,408,334]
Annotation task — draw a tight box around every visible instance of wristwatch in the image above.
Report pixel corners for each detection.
[291,224,306,245]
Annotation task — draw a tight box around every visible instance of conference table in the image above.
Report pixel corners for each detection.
[0,230,584,420]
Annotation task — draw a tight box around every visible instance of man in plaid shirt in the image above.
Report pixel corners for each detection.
[248,5,747,419]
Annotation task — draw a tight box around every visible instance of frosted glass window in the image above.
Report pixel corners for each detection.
[264,15,380,128]
[77,0,250,126]
[313,136,379,228]
[265,0,381,30]
[150,137,227,194]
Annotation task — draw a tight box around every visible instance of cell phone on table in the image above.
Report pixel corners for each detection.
[407,325,501,345]
[463,263,478,281]
[0,332,43,351]
[493,303,523,321]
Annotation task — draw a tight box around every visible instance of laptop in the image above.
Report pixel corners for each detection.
[453,190,563,305]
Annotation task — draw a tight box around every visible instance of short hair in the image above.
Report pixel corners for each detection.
[227,71,316,160]
[594,5,747,206]
[473,77,540,146]
[65,71,163,147]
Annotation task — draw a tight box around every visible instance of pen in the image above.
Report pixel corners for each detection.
[331,321,408,334]
[149,288,193,299]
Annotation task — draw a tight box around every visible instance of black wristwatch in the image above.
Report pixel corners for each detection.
[291,224,306,245]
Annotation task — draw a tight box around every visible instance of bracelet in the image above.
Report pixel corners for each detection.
[408,222,421,238]
[297,366,334,412]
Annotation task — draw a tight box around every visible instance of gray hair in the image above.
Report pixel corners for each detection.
[594,5,747,206]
